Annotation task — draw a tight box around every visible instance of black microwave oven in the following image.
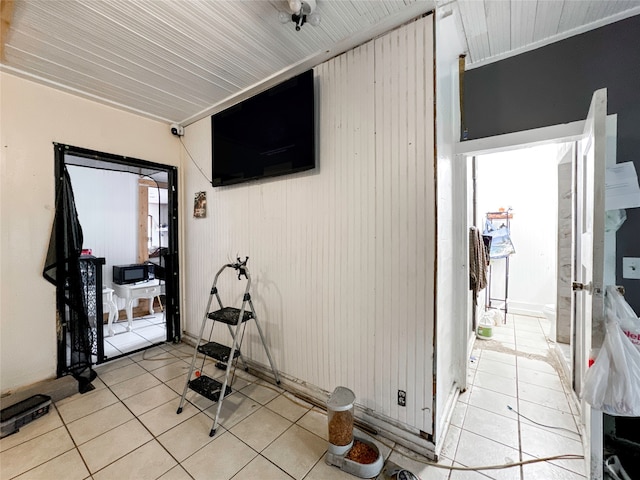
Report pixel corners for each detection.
[113,263,154,285]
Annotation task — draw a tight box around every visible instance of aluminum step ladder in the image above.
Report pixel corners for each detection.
[176,257,280,436]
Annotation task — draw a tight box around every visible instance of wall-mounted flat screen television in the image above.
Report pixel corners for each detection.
[211,69,315,187]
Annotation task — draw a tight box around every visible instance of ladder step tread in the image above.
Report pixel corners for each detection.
[188,376,233,402]
[208,307,253,325]
[198,342,240,362]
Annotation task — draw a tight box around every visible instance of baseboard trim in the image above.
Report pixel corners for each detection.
[1,375,78,408]
[180,333,438,460]
[552,343,572,389]
[242,357,438,460]
[434,385,460,459]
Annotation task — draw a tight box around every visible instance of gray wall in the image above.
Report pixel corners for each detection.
[464,14,640,313]
[463,13,640,449]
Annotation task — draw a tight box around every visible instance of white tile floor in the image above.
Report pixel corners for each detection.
[453,314,586,480]
[102,312,167,359]
[1,313,586,480]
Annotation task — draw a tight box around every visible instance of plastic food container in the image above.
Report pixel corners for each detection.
[327,386,355,455]
[325,387,384,478]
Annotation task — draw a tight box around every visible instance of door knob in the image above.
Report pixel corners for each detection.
[572,281,592,292]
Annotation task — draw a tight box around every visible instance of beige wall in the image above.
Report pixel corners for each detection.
[0,72,180,394]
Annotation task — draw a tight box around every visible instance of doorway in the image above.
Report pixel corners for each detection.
[456,117,616,374]
[54,144,180,371]
[454,106,616,479]
[470,142,571,370]
[459,140,589,480]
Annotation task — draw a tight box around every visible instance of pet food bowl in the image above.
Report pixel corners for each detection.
[325,387,383,478]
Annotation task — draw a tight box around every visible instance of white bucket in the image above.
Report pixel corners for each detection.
[476,323,493,339]
[476,312,494,339]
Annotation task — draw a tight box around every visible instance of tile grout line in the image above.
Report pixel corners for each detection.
[202,380,330,480]
[8,337,516,480]
[94,348,194,480]
[7,344,256,480]
[513,316,525,480]
[446,358,466,480]
[101,313,167,362]
[127,346,317,479]
[4,405,90,480]
[116,345,270,476]
[62,347,194,479]
[454,314,587,480]
[449,347,500,480]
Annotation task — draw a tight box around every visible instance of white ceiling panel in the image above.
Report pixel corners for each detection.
[457,0,490,60]
[2,0,435,124]
[2,0,639,123]
[485,0,510,55]
[455,0,640,68]
[532,1,563,40]
[510,0,537,50]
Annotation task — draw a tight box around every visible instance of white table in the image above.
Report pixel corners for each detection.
[111,280,164,335]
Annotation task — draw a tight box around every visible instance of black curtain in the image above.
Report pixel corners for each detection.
[43,162,96,393]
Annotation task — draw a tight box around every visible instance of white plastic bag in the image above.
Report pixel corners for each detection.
[605,286,640,352]
[583,303,640,416]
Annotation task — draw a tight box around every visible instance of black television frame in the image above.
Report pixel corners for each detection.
[211,70,315,187]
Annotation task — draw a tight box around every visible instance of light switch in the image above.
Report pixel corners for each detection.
[622,257,640,279]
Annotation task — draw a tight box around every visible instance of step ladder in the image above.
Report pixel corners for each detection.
[176,257,280,436]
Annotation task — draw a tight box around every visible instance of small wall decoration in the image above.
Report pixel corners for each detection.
[194,191,207,218]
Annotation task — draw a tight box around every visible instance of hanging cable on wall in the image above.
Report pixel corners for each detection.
[179,136,212,185]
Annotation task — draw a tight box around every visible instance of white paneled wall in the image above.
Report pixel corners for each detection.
[67,165,138,307]
[183,15,434,435]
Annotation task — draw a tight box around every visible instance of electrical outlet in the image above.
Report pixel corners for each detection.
[623,257,640,279]
[398,390,406,407]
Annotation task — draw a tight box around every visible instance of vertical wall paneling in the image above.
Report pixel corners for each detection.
[374,15,437,431]
[183,15,434,436]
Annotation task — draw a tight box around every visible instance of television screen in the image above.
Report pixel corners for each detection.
[211,70,315,187]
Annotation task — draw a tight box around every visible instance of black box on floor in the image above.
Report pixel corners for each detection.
[1,394,52,438]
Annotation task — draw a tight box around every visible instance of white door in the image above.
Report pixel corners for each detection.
[572,88,607,480]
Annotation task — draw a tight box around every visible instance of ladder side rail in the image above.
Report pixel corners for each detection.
[209,267,252,436]
[214,291,224,310]
[209,310,244,436]
[211,264,232,310]
[212,262,244,309]
[224,323,249,371]
[228,265,253,373]
[248,296,281,385]
[177,280,218,413]
[212,263,248,369]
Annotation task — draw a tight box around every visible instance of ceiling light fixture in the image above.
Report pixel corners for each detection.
[279,0,320,31]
